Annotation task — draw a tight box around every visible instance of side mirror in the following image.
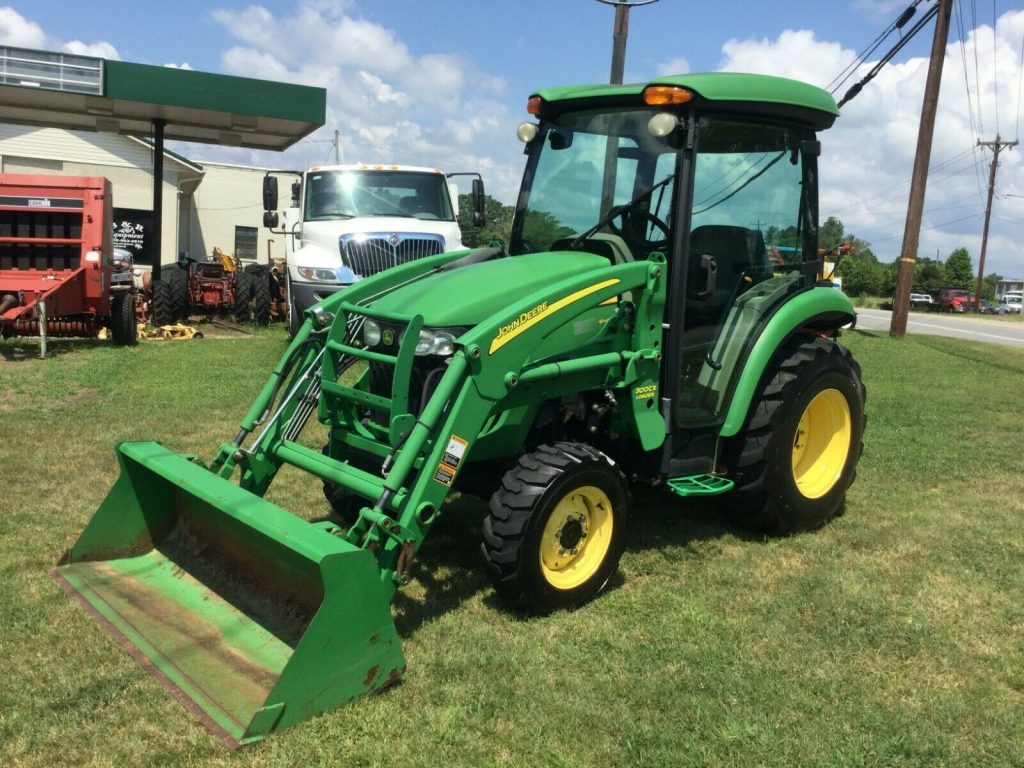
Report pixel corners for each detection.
[291,181,302,207]
[472,178,486,228]
[262,176,278,212]
[263,211,279,229]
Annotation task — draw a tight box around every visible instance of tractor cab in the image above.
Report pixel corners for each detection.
[511,77,835,433]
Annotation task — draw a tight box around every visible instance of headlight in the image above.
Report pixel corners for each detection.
[297,266,339,282]
[409,328,459,356]
[363,319,382,346]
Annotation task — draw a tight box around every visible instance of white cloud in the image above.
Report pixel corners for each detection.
[0,6,46,48]
[209,1,523,201]
[0,6,120,60]
[64,40,119,60]
[663,12,1024,278]
[657,57,691,76]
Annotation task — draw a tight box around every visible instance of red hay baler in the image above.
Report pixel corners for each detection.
[0,174,137,353]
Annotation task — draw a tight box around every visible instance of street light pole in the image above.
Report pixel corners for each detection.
[595,0,659,84]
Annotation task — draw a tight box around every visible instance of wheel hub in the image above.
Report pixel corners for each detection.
[539,486,614,590]
[791,387,852,499]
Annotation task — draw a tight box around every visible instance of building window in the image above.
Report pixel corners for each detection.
[234,225,258,261]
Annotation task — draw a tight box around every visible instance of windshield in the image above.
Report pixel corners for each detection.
[304,170,454,222]
[511,108,679,258]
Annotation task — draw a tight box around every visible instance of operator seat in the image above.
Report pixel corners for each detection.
[685,224,769,328]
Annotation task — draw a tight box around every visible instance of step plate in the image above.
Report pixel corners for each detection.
[666,474,735,497]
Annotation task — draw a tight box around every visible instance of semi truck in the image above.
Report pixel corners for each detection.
[262,163,485,333]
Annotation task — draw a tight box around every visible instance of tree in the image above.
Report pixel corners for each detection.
[944,247,973,288]
[912,258,945,297]
[982,272,1002,302]
[835,250,883,296]
[819,216,846,251]
[458,193,514,249]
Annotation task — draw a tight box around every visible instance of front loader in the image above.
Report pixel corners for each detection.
[54,72,866,746]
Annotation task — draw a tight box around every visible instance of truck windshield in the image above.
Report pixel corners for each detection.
[304,170,454,222]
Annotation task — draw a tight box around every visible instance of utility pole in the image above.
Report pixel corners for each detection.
[890,0,952,338]
[595,0,658,85]
[973,136,1017,308]
[333,129,342,164]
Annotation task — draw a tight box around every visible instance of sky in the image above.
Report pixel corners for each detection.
[2,0,1023,278]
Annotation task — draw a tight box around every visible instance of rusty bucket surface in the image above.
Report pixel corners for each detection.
[53,441,404,747]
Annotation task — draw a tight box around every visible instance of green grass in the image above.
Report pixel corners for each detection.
[1,328,1022,767]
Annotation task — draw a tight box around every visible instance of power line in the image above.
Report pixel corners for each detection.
[835,2,940,108]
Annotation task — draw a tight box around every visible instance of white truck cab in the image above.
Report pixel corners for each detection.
[263,163,485,332]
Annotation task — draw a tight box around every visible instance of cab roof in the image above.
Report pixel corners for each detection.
[532,72,840,131]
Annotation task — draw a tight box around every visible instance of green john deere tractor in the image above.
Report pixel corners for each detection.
[53,72,865,747]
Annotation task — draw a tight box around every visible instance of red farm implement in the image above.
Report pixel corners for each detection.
[0,174,137,354]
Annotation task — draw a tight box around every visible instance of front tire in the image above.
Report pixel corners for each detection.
[482,442,629,613]
[725,336,866,534]
[109,292,138,346]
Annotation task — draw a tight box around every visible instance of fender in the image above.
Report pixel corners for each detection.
[718,286,855,438]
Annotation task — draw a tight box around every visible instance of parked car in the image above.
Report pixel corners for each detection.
[908,293,934,311]
[1001,293,1022,314]
[978,299,1009,315]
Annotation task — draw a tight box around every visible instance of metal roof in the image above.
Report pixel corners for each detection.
[0,46,325,151]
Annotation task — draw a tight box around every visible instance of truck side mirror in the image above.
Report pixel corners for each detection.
[291,181,302,207]
[263,176,278,212]
[472,178,486,228]
[263,211,279,229]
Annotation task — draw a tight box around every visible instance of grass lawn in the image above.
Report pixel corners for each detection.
[0,327,1021,767]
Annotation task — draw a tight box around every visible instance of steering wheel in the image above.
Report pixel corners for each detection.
[606,206,670,251]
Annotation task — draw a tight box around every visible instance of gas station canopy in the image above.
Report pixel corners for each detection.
[0,46,325,151]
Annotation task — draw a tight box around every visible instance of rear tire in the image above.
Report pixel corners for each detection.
[165,266,189,322]
[724,336,866,534]
[110,292,138,346]
[150,280,175,326]
[482,442,629,613]
[250,272,272,325]
[233,271,253,323]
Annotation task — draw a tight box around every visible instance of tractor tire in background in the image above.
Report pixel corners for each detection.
[150,280,175,326]
[233,270,253,324]
[723,336,866,534]
[482,442,629,613]
[250,272,272,325]
[109,292,138,346]
[165,265,189,322]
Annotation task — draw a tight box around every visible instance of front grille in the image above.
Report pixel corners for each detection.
[340,232,445,278]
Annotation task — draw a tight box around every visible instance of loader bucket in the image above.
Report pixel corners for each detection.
[52,441,404,748]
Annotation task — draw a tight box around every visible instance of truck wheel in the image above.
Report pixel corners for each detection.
[725,336,866,534]
[482,442,629,613]
[151,280,175,326]
[233,271,253,323]
[110,292,138,346]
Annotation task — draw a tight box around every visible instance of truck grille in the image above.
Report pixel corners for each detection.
[340,232,445,278]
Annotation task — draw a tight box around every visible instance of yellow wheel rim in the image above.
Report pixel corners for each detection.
[791,388,852,499]
[538,485,614,590]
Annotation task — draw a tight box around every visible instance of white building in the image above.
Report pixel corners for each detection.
[0,125,282,269]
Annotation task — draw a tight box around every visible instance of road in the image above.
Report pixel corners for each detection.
[854,308,1024,349]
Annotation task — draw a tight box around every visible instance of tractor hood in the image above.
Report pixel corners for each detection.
[369,251,612,326]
